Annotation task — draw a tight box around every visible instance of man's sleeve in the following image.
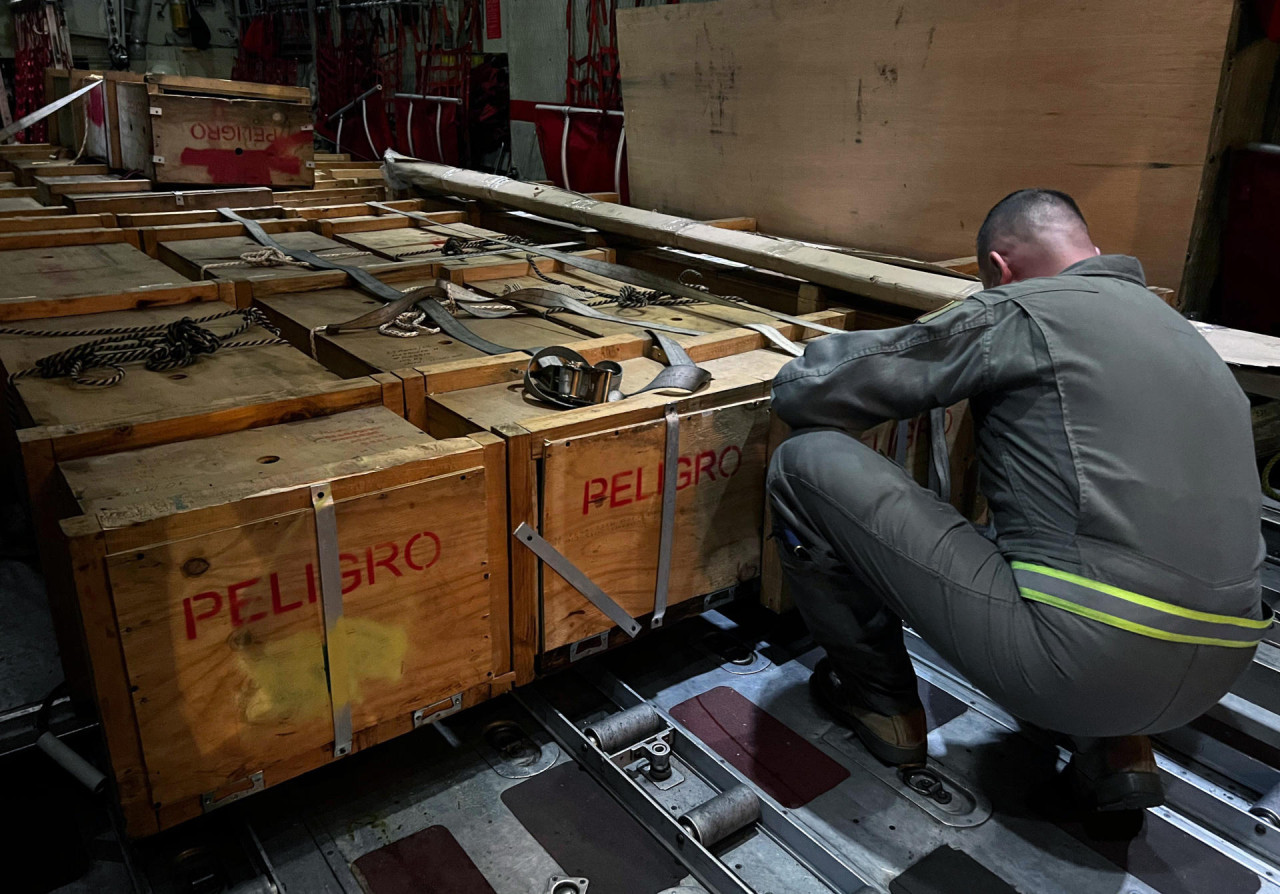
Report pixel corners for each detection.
[772,298,993,433]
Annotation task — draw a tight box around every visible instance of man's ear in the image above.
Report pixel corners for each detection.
[987,251,1015,287]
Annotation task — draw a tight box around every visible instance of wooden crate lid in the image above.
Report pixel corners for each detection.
[257,285,592,374]
[433,345,788,435]
[334,221,508,261]
[2,303,345,431]
[60,407,460,528]
[0,242,192,302]
[0,197,45,214]
[161,231,377,281]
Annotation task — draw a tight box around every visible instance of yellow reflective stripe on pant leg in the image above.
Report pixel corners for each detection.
[1018,587,1260,649]
[1011,561,1272,630]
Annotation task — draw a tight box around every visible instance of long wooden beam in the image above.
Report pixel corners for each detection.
[382,153,977,312]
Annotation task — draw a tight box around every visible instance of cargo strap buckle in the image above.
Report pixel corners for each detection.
[522,329,710,411]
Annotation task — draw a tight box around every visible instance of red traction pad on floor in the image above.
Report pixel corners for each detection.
[351,825,497,894]
[670,686,851,808]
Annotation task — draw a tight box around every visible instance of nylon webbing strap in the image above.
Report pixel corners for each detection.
[218,208,524,357]
[1012,562,1273,649]
[513,522,643,638]
[504,287,705,337]
[311,483,353,758]
[367,201,845,336]
[652,404,680,628]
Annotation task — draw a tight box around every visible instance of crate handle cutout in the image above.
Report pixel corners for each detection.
[311,482,353,758]
[200,771,264,813]
[413,692,463,728]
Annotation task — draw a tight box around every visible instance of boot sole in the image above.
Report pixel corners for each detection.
[1072,765,1166,812]
[809,671,927,767]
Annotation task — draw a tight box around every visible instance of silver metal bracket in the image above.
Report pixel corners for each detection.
[151,155,165,165]
[513,522,643,638]
[200,771,265,813]
[311,483,353,758]
[413,692,463,728]
[621,732,685,791]
[569,631,611,662]
[149,106,162,116]
[703,588,737,612]
[544,878,589,894]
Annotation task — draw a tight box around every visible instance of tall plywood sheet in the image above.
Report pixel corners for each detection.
[617,0,1238,290]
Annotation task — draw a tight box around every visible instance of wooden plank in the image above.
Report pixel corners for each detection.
[116,206,286,228]
[140,218,311,259]
[150,94,314,188]
[285,198,428,220]
[386,158,976,312]
[68,187,275,215]
[147,73,311,103]
[274,186,386,207]
[12,161,109,187]
[0,228,131,250]
[614,0,1239,293]
[56,407,505,828]
[116,81,153,175]
[0,213,113,233]
[35,176,150,206]
[0,199,65,218]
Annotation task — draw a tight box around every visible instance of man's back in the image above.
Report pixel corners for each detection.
[975,255,1263,608]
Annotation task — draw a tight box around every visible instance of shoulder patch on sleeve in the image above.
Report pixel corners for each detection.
[915,299,967,324]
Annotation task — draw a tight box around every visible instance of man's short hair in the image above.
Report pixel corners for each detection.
[976,189,1088,267]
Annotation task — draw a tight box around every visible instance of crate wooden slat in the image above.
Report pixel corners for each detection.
[0,183,39,199]
[55,406,509,835]
[116,206,287,228]
[274,186,386,207]
[12,161,109,187]
[283,198,428,220]
[35,176,152,206]
[66,187,276,216]
[421,312,853,677]
[0,239,218,321]
[0,198,65,218]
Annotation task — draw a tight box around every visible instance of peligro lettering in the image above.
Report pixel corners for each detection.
[181,530,441,641]
[581,445,742,515]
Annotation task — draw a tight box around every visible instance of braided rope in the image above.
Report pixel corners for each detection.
[200,247,373,276]
[521,263,706,311]
[5,308,286,388]
[378,312,442,338]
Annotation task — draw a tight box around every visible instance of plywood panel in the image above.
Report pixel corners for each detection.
[617,0,1238,290]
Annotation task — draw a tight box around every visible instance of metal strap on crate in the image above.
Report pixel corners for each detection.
[310,483,353,758]
[513,400,686,638]
[218,207,525,357]
[366,201,845,337]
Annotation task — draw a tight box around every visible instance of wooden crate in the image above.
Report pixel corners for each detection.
[45,69,146,169]
[320,215,527,262]
[0,198,64,218]
[254,255,846,428]
[0,233,218,321]
[53,406,510,835]
[115,75,314,188]
[274,185,385,207]
[0,302,397,717]
[422,312,853,677]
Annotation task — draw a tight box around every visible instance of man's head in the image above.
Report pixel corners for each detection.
[975,189,1099,289]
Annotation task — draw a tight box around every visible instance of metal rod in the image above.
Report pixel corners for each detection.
[394,93,464,104]
[535,103,625,117]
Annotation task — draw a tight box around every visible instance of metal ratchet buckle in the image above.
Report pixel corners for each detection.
[524,345,622,409]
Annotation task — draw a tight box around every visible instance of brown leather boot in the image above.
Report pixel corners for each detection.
[1069,735,1165,812]
[809,658,927,766]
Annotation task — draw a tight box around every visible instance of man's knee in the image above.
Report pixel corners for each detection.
[768,428,898,512]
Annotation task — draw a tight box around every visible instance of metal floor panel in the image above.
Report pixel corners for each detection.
[89,607,1280,894]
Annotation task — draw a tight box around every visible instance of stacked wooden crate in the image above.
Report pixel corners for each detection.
[1,180,979,839]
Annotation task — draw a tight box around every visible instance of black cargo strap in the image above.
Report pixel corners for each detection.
[366,201,845,337]
[523,329,711,410]
[503,287,705,338]
[218,207,524,357]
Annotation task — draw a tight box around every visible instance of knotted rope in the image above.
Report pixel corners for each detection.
[4,308,286,388]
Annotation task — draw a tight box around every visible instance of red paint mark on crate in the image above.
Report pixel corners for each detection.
[86,87,105,127]
[670,686,850,808]
[179,130,310,184]
[181,530,441,640]
[581,445,742,515]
